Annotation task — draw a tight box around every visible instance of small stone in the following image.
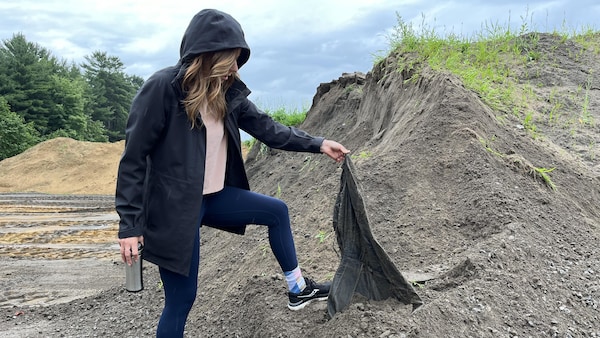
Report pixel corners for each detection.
[379,330,391,337]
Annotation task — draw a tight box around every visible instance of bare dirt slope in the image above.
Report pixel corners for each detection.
[1,33,599,337]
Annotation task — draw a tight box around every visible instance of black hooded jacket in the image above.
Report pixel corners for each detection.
[115,9,324,276]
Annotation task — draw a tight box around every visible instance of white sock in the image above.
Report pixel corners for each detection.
[284,266,306,293]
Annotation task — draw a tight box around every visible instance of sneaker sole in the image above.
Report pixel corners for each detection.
[287,296,328,311]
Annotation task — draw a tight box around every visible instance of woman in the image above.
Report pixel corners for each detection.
[116,8,349,337]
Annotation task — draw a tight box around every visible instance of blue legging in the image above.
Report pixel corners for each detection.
[156,186,299,337]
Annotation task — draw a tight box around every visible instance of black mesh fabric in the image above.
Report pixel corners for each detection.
[328,157,423,318]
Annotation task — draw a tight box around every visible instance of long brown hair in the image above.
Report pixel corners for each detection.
[182,48,241,128]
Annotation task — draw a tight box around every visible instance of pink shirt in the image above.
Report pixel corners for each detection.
[200,108,227,195]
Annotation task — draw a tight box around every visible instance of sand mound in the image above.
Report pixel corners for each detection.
[0,137,124,195]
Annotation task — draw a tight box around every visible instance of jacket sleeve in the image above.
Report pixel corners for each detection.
[237,99,324,152]
[115,75,168,239]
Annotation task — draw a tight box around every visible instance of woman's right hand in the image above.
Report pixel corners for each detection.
[320,139,350,163]
[119,236,144,266]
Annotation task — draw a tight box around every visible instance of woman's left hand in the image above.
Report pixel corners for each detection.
[321,139,350,163]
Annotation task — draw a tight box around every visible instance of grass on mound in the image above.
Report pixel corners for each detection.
[242,106,308,149]
[381,11,599,135]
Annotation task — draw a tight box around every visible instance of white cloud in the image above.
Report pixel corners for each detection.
[1,0,598,109]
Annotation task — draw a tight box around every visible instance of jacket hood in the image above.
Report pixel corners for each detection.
[179,9,250,68]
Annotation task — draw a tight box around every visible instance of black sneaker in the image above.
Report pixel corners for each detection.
[287,277,330,310]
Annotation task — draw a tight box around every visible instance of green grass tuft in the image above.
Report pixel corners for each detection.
[382,11,598,133]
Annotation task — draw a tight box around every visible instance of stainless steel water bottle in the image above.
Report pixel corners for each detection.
[125,243,144,292]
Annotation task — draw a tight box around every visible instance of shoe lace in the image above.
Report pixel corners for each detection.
[304,278,317,290]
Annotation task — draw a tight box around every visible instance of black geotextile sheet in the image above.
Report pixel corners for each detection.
[328,157,423,318]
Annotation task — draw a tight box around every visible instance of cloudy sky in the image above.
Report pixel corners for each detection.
[0,0,598,110]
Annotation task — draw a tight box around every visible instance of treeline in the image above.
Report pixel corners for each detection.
[0,33,144,160]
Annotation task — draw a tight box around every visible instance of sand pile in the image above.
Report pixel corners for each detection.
[0,137,124,195]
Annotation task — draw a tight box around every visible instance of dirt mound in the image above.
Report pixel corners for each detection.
[0,137,124,195]
[1,32,599,337]
[240,38,600,335]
